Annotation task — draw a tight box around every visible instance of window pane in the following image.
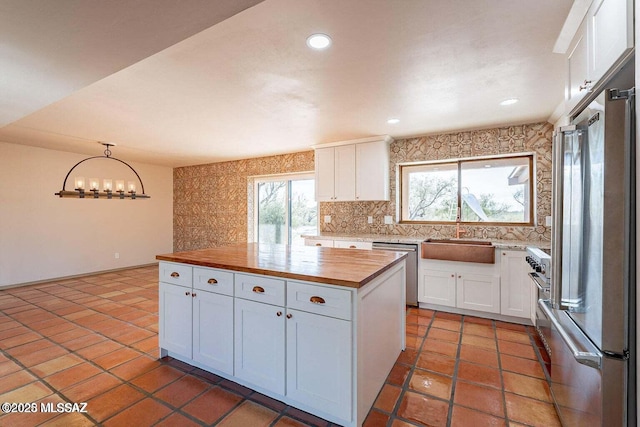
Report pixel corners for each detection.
[257,181,286,244]
[460,157,530,223]
[405,163,458,221]
[290,179,317,246]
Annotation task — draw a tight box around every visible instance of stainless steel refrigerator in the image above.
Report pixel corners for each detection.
[546,60,636,426]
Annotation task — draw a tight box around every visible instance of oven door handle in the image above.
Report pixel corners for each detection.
[528,272,550,293]
[538,299,602,369]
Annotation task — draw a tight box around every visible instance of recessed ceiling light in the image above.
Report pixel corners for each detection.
[387,118,400,124]
[500,98,519,106]
[306,33,331,50]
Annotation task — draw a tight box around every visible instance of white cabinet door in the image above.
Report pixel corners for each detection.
[457,274,500,314]
[159,282,193,359]
[499,250,531,319]
[315,147,336,202]
[286,309,352,420]
[420,269,456,307]
[589,0,633,82]
[193,291,234,375]
[355,141,389,201]
[566,19,590,109]
[234,298,285,394]
[334,145,356,201]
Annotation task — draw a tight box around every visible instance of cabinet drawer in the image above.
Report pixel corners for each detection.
[334,240,372,250]
[287,281,352,320]
[305,239,334,248]
[193,267,234,296]
[235,273,285,306]
[159,262,192,287]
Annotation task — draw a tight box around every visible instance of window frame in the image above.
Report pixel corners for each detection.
[398,153,535,226]
[252,172,317,245]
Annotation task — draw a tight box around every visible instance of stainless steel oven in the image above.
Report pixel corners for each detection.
[525,246,552,371]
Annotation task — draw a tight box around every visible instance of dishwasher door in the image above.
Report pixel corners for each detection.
[372,242,418,306]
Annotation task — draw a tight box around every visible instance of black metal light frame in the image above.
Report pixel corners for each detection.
[54,143,150,199]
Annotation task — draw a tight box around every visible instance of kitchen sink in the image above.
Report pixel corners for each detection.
[421,239,495,264]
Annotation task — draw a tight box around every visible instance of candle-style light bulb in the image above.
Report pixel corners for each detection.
[116,180,125,192]
[103,179,113,191]
[128,181,136,193]
[89,178,99,191]
[75,176,85,190]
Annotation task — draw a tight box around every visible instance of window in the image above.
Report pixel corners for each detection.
[255,174,317,245]
[400,155,534,225]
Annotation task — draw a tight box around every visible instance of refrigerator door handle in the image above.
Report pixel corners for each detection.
[539,299,602,369]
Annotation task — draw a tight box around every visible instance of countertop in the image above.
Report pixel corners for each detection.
[156,243,407,288]
[302,233,551,250]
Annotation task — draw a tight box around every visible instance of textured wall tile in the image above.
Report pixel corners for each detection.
[173,122,553,249]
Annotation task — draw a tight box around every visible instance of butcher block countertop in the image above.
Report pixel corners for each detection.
[156,243,407,288]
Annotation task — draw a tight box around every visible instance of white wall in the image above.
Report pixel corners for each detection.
[0,142,173,287]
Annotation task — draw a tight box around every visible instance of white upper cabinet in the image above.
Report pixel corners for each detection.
[589,0,634,82]
[566,19,589,107]
[334,144,356,201]
[355,140,390,201]
[314,135,391,202]
[563,0,633,112]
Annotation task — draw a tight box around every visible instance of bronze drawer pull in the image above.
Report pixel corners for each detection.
[185,291,190,296]
[310,296,326,304]
[252,286,265,294]
[315,243,322,246]
[286,313,292,319]
[276,311,282,317]
[208,278,218,285]
[349,245,356,249]
[170,272,180,278]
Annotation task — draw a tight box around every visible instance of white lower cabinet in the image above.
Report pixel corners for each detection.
[193,290,233,374]
[159,282,193,358]
[456,273,500,314]
[234,298,285,394]
[419,258,500,315]
[159,281,234,376]
[159,260,406,427]
[286,308,352,420]
[420,269,456,307]
[499,250,531,319]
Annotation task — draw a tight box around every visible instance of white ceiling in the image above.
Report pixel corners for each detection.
[0,0,573,167]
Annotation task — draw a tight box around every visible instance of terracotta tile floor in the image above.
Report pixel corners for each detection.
[0,266,561,426]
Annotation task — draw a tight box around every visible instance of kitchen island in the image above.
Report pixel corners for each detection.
[156,243,407,427]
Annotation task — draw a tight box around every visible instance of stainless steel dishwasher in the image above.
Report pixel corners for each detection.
[372,242,418,306]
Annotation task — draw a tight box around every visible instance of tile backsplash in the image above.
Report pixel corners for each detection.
[173,121,552,251]
[320,122,552,242]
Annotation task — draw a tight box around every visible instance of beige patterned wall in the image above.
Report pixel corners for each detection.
[174,151,314,251]
[320,122,553,242]
[173,121,553,250]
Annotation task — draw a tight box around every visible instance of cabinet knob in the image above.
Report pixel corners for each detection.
[185,291,190,296]
[286,313,293,319]
[192,293,197,297]
[458,275,462,279]
[451,274,455,278]
[349,245,357,249]
[315,243,322,247]
[252,286,265,294]
[310,296,326,304]
[171,272,180,278]
[207,278,218,284]
[276,311,282,317]
[503,253,506,256]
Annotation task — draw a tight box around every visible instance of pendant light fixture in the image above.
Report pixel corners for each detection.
[55,143,150,199]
